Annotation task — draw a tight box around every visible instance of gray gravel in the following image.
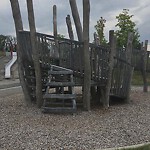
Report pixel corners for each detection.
[0,89,150,150]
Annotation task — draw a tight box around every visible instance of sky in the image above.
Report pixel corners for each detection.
[0,0,150,43]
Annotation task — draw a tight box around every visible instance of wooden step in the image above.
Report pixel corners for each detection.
[44,98,75,105]
[42,106,76,113]
[43,93,76,99]
[46,82,75,87]
[43,99,76,113]
[48,70,73,75]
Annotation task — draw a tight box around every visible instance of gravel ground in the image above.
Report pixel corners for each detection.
[0,88,150,150]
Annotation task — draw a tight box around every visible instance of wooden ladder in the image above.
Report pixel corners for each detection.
[42,65,77,114]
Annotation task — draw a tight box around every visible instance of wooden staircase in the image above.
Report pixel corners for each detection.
[42,65,77,113]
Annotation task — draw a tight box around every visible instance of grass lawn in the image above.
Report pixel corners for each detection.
[132,70,150,86]
[108,143,150,150]
[118,144,150,150]
[0,51,5,57]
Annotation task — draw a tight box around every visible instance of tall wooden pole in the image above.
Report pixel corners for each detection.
[83,0,91,110]
[103,30,116,108]
[53,5,59,58]
[53,5,57,38]
[10,0,32,105]
[142,40,148,92]
[125,32,134,103]
[69,0,83,42]
[26,0,43,107]
[66,15,74,40]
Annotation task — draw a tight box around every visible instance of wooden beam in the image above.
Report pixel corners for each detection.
[142,40,148,92]
[69,0,83,41]
[66,15,74,40]
[10,0,32,105]
[26,0,43,107]
[125,32,134,102]
[53,5,59,58]
[53,5,57,38]
[83,0,91,111]
[103,30,116,108]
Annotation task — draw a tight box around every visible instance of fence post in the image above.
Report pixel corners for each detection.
[141,40,148,92]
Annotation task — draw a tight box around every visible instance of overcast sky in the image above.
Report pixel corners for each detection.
[0,0,150,43]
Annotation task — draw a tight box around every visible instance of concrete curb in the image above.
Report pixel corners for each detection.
[99,142,150,150]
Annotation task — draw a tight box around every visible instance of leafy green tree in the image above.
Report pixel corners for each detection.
[0,35,7,51]
[57,34,65,39]
[95,17,107,45]
[115,9,140,48]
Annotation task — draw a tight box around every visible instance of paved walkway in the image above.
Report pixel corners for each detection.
[0,78,20,89]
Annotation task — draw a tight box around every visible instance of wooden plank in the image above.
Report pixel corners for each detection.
[43,94,76,99]
[51,65,73,72]
[48,70,73,75]
[46,82,75,87]
[42,107,76,113]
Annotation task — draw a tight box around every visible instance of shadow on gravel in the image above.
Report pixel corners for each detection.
[109,96,126,106]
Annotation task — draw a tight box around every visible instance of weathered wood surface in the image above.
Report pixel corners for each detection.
[42,64,76,113]
[110,33,134,99]
[82,0,91,110]
[53,5,57,38]
[66,15,74,40]
[10,0,32,105]
[103,30,116,108]
[125,32,134,102]
[27,0,43,107]
[53,5,59,58]
[69,0,83,41]
[19,30,134,103]
[141,40,148,92]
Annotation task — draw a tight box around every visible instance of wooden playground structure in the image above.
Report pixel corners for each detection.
[10,0,137,113]
[18,30,133,113]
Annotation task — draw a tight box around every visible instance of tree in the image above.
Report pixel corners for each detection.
[0,35,7,51]
[115,9,140,48]
[95,17,107,45]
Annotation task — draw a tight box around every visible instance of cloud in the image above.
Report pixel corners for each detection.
[0,0,149,42]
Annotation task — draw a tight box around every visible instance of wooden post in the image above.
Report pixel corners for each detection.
[66,15,74,40]
[103,30,116,108]
[125,32,134,102]
[141,40,148,92]
[53,5,59,58]
[93,32,100,46]
[53,5,57,38]
[91,32,99,102]
[69,0,83,42]
[126,32,133,64]
[26,0,43,108]
[10,0,32,105]
[83,0,91,111]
